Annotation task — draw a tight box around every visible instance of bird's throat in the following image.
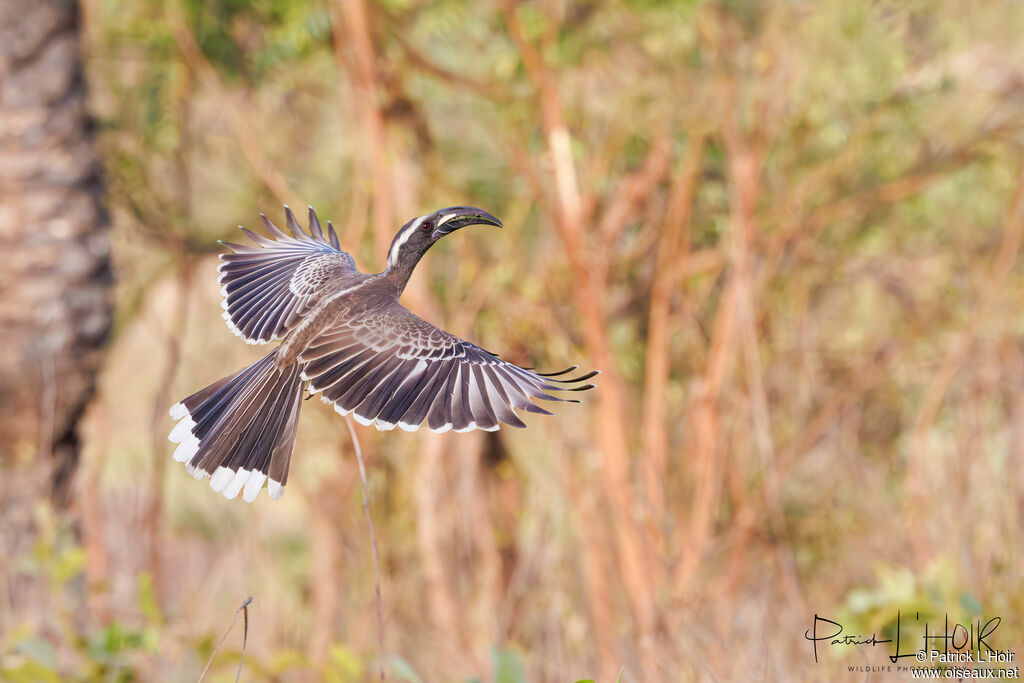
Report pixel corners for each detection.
[380,244,430,296]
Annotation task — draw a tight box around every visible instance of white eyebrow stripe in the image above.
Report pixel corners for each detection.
[387,216,426,268]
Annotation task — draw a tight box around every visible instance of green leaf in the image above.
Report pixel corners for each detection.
[959,593,983,616]
[268,648,309,673]
[493,647,526,683]
[51,546,85,584]
[324,643,362,682]
[17,638,58,670]
[137,571,164,626]
[0,660,62,683]
[390,654,424,683]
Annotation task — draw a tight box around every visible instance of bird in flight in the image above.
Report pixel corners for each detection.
[168,206,597,502]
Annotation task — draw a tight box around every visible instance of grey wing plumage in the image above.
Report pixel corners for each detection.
[299,302,598,432]
[217,206,361,344]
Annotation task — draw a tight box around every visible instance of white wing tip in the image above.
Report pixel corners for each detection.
[210,466,234,493]
[169,406,200,462]
[221,312,270,345]
[268,479,285,500]
[168,415,196,443]
[243,472,268,503]
[397,421,420,432]
[453,421,478,433]
[223,469,250,500]
[430,423,453,434]
[172,434,199,463]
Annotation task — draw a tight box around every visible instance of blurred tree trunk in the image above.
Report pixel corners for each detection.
[0,0,111,505]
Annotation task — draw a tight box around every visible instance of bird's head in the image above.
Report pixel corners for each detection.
[386,206,502,271]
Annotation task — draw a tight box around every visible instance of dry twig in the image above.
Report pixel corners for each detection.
[345,416,386,681]
[197,596,252,683]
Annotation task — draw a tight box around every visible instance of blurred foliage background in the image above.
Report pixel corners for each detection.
[2,0,1024,680]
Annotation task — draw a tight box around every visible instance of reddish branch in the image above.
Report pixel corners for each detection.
[641,135,705,557]
[501,2,660,676]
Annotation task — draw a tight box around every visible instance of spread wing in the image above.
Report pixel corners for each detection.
[217,206,364,345]
[299,302,598,432]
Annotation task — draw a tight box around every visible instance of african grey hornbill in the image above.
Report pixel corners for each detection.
[168,206,597,502]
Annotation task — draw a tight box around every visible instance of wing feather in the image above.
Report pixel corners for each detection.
[427,361,461,432]
[328,221,341,250]
[313,348,379,396]
[398,360,454,430]
[307,206,325,241]
[217,207,363,344]
[360,359,426,428]
[298,301,594,432]
[470,365,500,431]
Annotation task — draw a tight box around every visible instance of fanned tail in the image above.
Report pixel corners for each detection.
[168,351,303,502]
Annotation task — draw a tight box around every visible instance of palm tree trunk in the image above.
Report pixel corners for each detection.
[0,0,111,505]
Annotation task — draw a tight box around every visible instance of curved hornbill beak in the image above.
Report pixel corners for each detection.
[432,206,502,240]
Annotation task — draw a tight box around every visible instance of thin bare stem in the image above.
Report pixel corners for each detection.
[345,416,385,681]
[197,596,252,683]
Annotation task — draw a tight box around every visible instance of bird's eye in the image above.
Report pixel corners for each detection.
[421,220,433,231]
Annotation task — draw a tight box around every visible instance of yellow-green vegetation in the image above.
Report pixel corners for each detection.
[3,0,1024,680]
